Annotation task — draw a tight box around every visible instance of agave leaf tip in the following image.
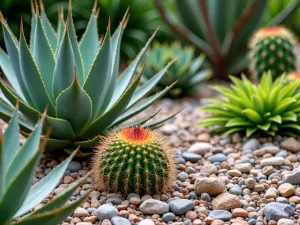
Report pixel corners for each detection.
[92,0,98,13]
[107,16,111,33]
[35,0,39,17]
[20,17,24,36]
[39,0,45,12]
[68,0,72,11]
[96,7,100,18]
[30,0,35,14]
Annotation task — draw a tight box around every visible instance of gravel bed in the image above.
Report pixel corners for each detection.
[3,86,300,225]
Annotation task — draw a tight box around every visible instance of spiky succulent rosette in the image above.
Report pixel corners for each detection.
[200,72,300,137]
[92,127,176,195]
[142,42,212,97]
[0,1,178,155]
[287,72,300,82]
[248,26,297,80]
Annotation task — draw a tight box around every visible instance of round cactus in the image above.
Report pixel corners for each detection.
[287,72,300,82]
[91,127,176,195]
[248,26,297,79]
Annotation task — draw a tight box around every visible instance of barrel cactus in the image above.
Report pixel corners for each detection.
[91,127,176,195]
[143,42,212,97]
[0,1,177,155]
[248,26,297,80]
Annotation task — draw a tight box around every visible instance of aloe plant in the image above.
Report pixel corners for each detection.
[0,1,178,155]
[200,72,300,137]
[0,109,90,225]
[154,0,300,79]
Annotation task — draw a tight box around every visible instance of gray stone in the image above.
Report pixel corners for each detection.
[283,171,300,185]
[139,199,169,214]
[261,146,280,154]
[162,212,176,222]
[277,218,295,225]
[67,161,81,172]
[177,172,188,182]
[234,163,251,173]
[187,142,212,155]
[209,210,232,221]
[168,199,194,215]
[111,216,131,225]
[96,204,118,221]
[182,152,202,162]
[229,184,242,196]
[260,157,285,166]
[243,138,259,151]
[207,153,227,163]
[106,198,122,205]
[264,202,294,221]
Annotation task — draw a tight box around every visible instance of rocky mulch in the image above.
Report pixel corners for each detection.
[4,86,300,225]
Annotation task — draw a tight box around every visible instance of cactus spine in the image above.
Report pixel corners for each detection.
[248,26,297,80]
[92,127,176,195]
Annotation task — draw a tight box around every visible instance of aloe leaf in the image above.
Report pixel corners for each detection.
[257,122,271,131]
[14,191,90,225]
[5,115,44,184]
[32,18,55,101]
[143,110,182,129]
[40,4,57,51]
[0,79,40,123]
[0,99,34,132]
[44,116,76,140]
[67,10,85,84]
[129,59,177,107]
[1,22,33,105]
[57,75,92,135]
[274,97,296,115]
[112,81,177,127]
[225,118,253,127]
[282,112,297,122]
[82,72,142,137]
[106,29,159,111]
[53,27,76,100]
[29,173,90,216]
[0,49,24,99]
[2,110,19,173]
[242,109,263,124]
[224,127,245,135]
[246,127,258,137]
[15,150,77,218]
[19,28,55,115]
[83,29,112,121]
[268,115,282,124]
[79,9,99,75]
[44,138,73,149]
[100,13,127,114]
[0,152,40,223]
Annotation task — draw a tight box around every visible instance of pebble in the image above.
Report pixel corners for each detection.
[280,138,300,152]
[194,177,225,196]
[212,192,241,210]
[229,184,242,196]
[278,183,295,197]
[264,202,294,221]
[160,124,177,135]
[177,172,189,181]
[138,219,155,225]
[209,210,232,221]
[139,199,169,214]
[200,164,217,175]
[187,142,212,155]
[77,223,92,225]
[111,216,131,225]
[207,153,227,163]
[283,171,300,184]
[182,153,202,162]
[169,199,194,215]
[265,187,277,198]
[232,208,248,218]
[106,198,122,205]
[260,157,285,166]
[96,204,118,221]
[73,207,89,217]
[67,161,81,172]
[277,218,295,225]
[234,163,251,173]
[243,139,259,151]
[245,177,256,189]
[261,146,280,154]
[162,212,176,222]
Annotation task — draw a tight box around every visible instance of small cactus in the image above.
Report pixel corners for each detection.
[92,127,176,195]
[248,26,297,80]
[287,72,300,82]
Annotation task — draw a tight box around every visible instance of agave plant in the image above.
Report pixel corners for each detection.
[154,0,300,79]
[200,72,300,137]
[0,2,177,155]
[0,109,90,225]
[143,42,212,97]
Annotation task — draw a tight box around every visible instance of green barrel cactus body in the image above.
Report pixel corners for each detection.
[92,127,176,195]
[249,26,297,79]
